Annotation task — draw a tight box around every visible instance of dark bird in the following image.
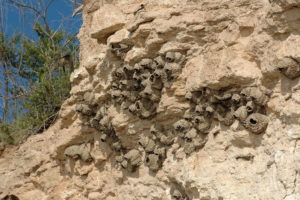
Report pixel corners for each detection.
[59,53,74,72]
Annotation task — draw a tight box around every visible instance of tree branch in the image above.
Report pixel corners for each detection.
[7,0,50,29]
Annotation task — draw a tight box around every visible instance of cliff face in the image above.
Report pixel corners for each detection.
[1,0,300,199]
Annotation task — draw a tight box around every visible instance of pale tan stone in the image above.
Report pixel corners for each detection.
[1,1,300,199]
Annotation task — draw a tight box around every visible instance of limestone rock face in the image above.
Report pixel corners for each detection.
[1,0,300,199]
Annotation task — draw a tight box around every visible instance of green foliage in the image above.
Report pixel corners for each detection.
[0,122,28,145]
[0,32,20,65]
[21,23,78,82]
[0,123,14,144]
[0,32,24,127]
[19,23,78,133]
[22,71,72,132]
[0,22,79,144]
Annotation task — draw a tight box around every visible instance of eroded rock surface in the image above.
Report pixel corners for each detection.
[1,0,300,199]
